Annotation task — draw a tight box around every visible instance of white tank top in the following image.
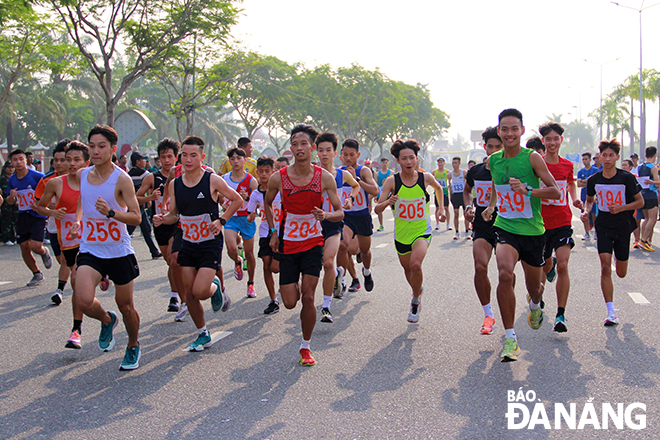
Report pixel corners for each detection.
[79,166,134,258]
[451,170,465,193]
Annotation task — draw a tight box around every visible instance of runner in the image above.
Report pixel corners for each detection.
[153,135,242,351]
[635,146,660,251]
[448,157,470,239]
[538,122,583,333]
[577,152,600,240]
[135,138,182,311]
[34,140,70,303]
[621,160,643,247]
[275,157,289,171]
[4,149,53,286]
[264,123,344,366]
[525,136,546,155]
[337,139,379,293]
[69,125,143,370]
[433,157,451,231]
[582,139,643,326]
[375,157,392,232]
[36,141,89,349]
[375,139,444,323]
[482,109,560,362]
[316,132,359,322]
[127,151,161,259]
[222,148,259,297]
[246,156,282,315]
[463,127,503,335]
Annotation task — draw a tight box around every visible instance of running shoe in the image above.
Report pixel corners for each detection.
[119,345,141,370]
[633,240,642,249]
[356,252,362,264]
[42,248,53,269]
[593,231,597,241]
[98,311,118,352]
[151,252,163,259]
[332,270,343,298]
[363,268,374,292]
[500,338,520,362]
[175,303,188,322]
[407,300,421,323]
[51,289,63,305]
[554,315,568,333]
[348,278,360,293]
[546,257,557,283]
[466,231,472,240]
[211,276,224,312]
[377,225,385,231]
[640,240,655,252]
[321,307,333,323]
[65,330,82,349]
[239,245,246,270]
[26,272,44,287]
[234,257,244,281]
[246,284,256,298]
[100,275,110,291]
[264,300,279,315]
[434,224,440,231]
[446,225,452,231]
[221,290,231,312]
[604,312,619,326]
[167,297,179,312]
[582,232,590,241]
[480,315,495,335]
[453,232,459,240]
[299,348,315,366]
[526,294,545,310]
[4,241,15,246]
[188,330,212,352]
[528,307,544,330]
[341,277,347,296]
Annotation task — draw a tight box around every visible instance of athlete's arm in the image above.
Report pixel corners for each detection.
[343,170,359,209]
[482,181,497,222]
[568,180,583,209]
[374,176,396,215]
[610,191,644,214]
[513,152,560,199]
[447,172,453,196]
[6,180,17,205]
[313,170,344,222]
[463,182,474,221]
[265,172,283,252]
[358,166,380,197]
[136,173,158,205]
[35,178,65,219]
[100,173,141,226]
[154,179,179,226]
[425,172,446,222]
[650,166,660,188]
[161,167,176,207]
[581,195,595,222]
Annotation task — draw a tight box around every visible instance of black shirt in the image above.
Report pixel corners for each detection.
[466,162,497,228]
[586,168,641,232]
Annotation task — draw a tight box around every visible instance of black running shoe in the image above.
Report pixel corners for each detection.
[363,270,374,292]
[264,300,280,315]
[167,297,179,312]
[348,278,361,293]
[320,307,333,323]
[356,252,362,264]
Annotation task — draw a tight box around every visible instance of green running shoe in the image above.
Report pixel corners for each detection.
[500,338,520,362]
[528,307,544,330]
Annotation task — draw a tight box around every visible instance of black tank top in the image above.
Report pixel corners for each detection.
[174,171,221,247]
[153,170,167,193]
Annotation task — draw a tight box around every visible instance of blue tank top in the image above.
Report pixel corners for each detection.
[638,163,658,198]
[341,165,369,216]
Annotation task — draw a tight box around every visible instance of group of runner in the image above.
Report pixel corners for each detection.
[3,107,650,369]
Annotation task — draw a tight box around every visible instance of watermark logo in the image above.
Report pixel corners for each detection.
[506,388,646,430]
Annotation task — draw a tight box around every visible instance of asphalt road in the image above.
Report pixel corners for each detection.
[1,207,659,439]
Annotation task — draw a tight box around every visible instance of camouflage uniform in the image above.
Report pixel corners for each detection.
[0,168,18,243]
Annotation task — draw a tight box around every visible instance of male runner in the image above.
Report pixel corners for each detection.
[463,127,503,335]
[582,139,643,325]
[36,141,89,348]
[34,140,70,303]
[337,139,379,293]
[433,157,451,231]
[127,151,161,258]
[219,137,258,177]
[482,109,560,362]
[375,139,445,323]
[525,136,545,155]
[136,138,182,311]
[577,152,600,240]
[247,156,282,315]
[635,146,660,251]
[154,136,242,351]
[621,160,643,248]
[375,157,392,231]
[594,153,603,170]
[448,157,470,239]
[70,125,142,370]
[275,157,289,171]
[538,122,583,332]
[264,123,344,366]
[630,153,640,175]
[222,148,259,296]
[5,149,53,286]
[316,132,359,322]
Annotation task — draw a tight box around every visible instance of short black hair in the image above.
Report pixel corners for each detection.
[452,157,461,163]
[342,138,360,152]
[482,126,501,144]
[237,137,251,148]
[582,152,592,159]
[227,147,246,159]
[158,138,180,157]
[526,136,545,152]
[623,159,633,168]
[276,157,289,165]
[498,108,523,125]
[316,132,338,150]
[25,151,33,156]
[181,135,204,148]
[290,123,319,144]
[645,146,657,158]
[8,149,26,160]
[381,157,389,162]
[66,140,90,161]
[88,124,118,145]
[55,138,71,154]
[539,121,565,137]
[468,160,476,165]
[257,156,274,168]
[390,139,420,159]
[598,138,621,155]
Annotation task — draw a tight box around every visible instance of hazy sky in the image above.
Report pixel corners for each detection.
[231,0,660,146]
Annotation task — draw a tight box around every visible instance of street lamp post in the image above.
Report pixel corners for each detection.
[583,57,622,141]
[611,1,660,156]
[568,86,594,123]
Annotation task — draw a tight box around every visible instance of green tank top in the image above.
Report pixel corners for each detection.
[393,172,432,244]
[433,169,448,195]
[489,148,544,236]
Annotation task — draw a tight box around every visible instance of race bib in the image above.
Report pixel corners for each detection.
[452,181,464,193]
[154,197,171,215]
[83,217,123,243]
[436,178,447,188]
[283,213,322,242]
[322,189,348,212]
[59,213,81,248]
[180,213,214,243]
[16,188,35,211]
[473,180,492,208]
[344,187,367,211]
[595,184,625,212]
[541,180,568,207]
[495,184,532,219]
[259,202,282,224]
[395,197,427,221]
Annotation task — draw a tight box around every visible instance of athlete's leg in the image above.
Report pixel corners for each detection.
[463,207,470,232]
[521,261,543,304]
[473,239,494,306]
[445,203,451,228]
[357,235,372,270]
[554,244,571,309]
[615,258,628,279]
[299,274,320,340]
[169,251,186,304]
[322,234,341,299]
[114,281,139,347]
[70,264,83,321]
[19,240,39,273]
[244,237,256,283]
[74,265,112,325]
[57,254,71,285]
[407,238,429,297]
[224,229,241,265]
[261,255,276,301]
[599,252,614,303]
[642,206,658,242]
[495,243,519,329]
[453,208,460,231]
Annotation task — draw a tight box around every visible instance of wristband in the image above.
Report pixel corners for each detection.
[270,227,277,234]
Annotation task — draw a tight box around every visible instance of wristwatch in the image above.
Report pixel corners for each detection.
[350,195,356,203]
[356,176,362,182]
[219,217,227,226]
[106,209,115,219]
[525,184,534,194]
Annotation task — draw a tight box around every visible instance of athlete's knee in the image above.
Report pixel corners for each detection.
[410,259,423,273]
[117,300,136,316]
[498,269,515,285]
[281,295,297,309]
[474,260,489,276]
[556,259,569,275]
[300,290,315,308]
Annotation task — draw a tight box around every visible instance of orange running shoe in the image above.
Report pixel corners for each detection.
[299,348,315,366]
[234,257,244,281]
[480,315,496,335]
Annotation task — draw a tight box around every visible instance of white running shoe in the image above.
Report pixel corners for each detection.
[175,302,188,322]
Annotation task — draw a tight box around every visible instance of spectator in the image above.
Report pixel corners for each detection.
[118,154,128,171]
[0,163,18,245]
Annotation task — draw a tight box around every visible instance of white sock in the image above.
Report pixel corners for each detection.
[170,291,178,298]
[529,299,540,311]
[606,302,615,314]
[300,339,311,350]
[198,325,207,335]
[411,295,420,305]
[362,267,371,276]
[482,303,493,317]
[323,295,331,309]
[505,328,516,340]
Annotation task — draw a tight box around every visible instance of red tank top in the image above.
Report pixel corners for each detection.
[56,175,81,250]
[279,165,324,254]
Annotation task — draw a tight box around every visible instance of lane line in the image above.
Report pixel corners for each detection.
[585,246,596,251]
[375,243,389,249]
[627,292,650,305]
[0,281,12,286]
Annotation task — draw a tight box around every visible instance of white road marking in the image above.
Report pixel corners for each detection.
[585,246,597,251]
[627,292,650,305]
[375,243,389,249]
[182,331,232,351]
[0,281,12,286]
